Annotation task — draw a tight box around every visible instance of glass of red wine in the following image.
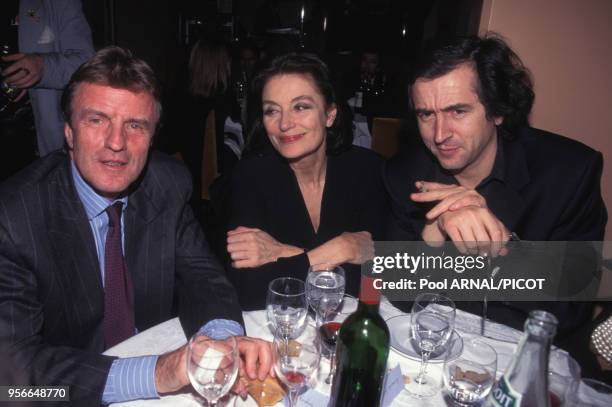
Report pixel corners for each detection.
[273,323,321,407]
[316,295,358,384]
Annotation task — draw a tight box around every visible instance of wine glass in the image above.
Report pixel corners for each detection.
[406,293,456,398]
[266,277,308,339]
[187,333,239,406]
[273,323,321,407]
[316,295,357,384]
[548,352,581,406]
[566,379,612,406]
[443,338,497,405]
[306,265,346,320]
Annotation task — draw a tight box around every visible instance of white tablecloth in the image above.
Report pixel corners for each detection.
[105,298,575,406]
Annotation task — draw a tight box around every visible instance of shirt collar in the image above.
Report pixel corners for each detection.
[432,134,506,187]
[70,161,128,220]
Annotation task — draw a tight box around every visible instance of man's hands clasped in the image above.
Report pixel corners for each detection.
[412,181,510,256]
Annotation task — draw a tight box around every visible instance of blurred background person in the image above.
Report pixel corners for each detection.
[360,48,384,89]
[225,53,388,310]
[236,39,261,83]
[174,35,242,207]
[231,39,261,125]
[1,0,36,180]
[1,0,93,158]
[337,46,397,149]
[351,47,391,117]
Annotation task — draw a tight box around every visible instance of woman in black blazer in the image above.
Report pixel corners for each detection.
[226,53,388,309]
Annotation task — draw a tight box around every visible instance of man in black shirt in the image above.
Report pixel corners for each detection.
[385,35,606,252]
[384,35,607,352]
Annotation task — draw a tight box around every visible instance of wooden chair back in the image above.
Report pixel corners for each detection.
[371,117,402,159]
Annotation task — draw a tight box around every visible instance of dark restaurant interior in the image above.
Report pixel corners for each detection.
[1,0,484,180]
[1,0,612,402]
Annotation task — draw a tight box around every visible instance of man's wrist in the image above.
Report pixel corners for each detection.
[199,319,244,339]
[102,356,159,404]
[421,220,445,242]
[155,348,187,394]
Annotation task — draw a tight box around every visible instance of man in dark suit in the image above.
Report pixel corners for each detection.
[0,47,271,405]
[384,35,607,344]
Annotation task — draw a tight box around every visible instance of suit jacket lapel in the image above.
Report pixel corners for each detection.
[46,159,104,321]
[123,174,163,311]
[486,135,531,232]
[123,185,159,269]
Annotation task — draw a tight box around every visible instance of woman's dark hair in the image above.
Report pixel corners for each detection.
[61,46,162,127]
[247,52,352,155]
[410,34,534,138]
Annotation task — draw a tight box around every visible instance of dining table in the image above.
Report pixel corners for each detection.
[105,298,586,407]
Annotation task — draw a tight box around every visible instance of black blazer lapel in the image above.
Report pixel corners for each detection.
[486,136,531,233]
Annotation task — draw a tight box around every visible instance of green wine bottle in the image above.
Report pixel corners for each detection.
[329,275,390,407]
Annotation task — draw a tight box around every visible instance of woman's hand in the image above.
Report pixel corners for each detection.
[236,336,275,381]
[232,337,275,398]
[337,231,375,264]
[307,231,374,267]
[227,226,304,268]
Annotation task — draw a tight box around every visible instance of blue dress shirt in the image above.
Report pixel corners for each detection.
[70,163,243,404]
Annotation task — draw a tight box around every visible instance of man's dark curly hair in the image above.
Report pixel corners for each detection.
[247,52,352,155]
[410,34,535,138]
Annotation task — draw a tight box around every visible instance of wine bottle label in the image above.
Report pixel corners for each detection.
[489,376,522,407]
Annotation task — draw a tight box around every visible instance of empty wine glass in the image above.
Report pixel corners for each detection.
[316,294,357,384]
[566,379,612,406]
[187,333,239,406]
[306,265,346,320]
[406,293,456,398]
[548,352,581,406]
[443,338,497,405]
[273,323,321,407]
[266,277,308,339]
